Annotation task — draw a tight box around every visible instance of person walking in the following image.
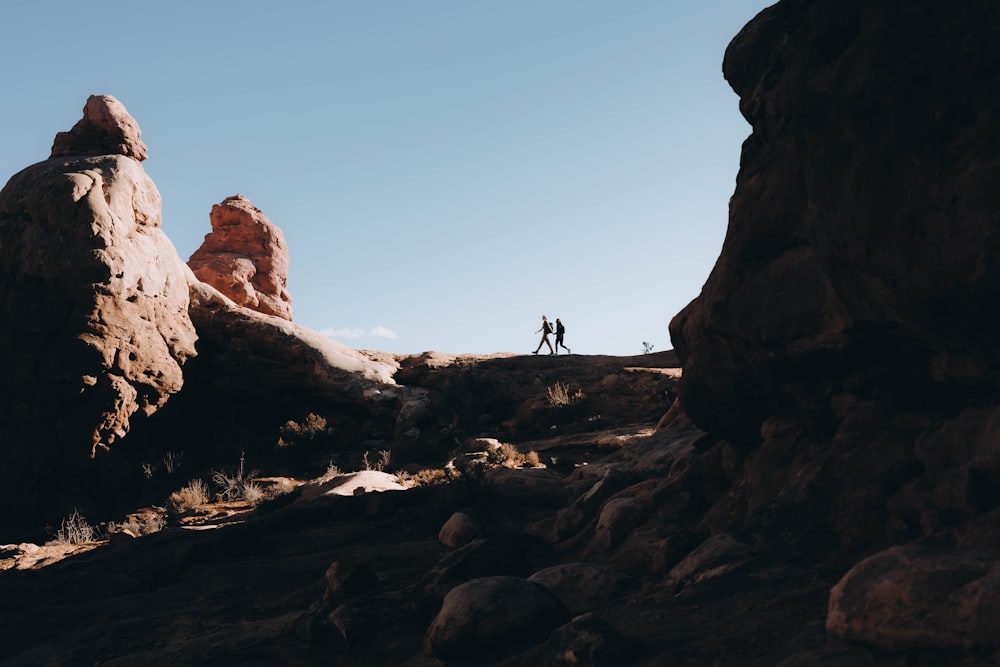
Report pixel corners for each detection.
[554,318,571,355]
[533,315,554,355]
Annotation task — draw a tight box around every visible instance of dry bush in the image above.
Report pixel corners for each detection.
[547,381,584,407]
[51,509,98,545]
[278,412,331,447]
[363,449,392,472]
[318,462,344,483]
[211,451,263,503]
[168,479,210,513]
[486,443,544,469]
[396,467,462,488]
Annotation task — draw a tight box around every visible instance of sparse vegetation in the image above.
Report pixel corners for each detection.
[318,461,344,483]
[209,452,290,506]
[51,509,99,545]
[162,450,183,474]
[211,450,260,502]
[363,449,392,472]
[547,381,584,407]
[395,467,462,487]
[278,412,331,447]
[486,442,543,469]
[167,479,210,513]
[642,341,655,354]
[241,480,266,505]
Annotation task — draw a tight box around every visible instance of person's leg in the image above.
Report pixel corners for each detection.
[545,337,554,354]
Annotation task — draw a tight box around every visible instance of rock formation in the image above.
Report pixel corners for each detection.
[667,0,1000,657]
[670,0,1000,443]
[50,94,148,162]
[0,95,196,528]
[188,194,293,321]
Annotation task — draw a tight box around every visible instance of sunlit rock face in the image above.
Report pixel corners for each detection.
[188,194,293,321]
[0,96,197,525]
[50,94,149,162]
[670,0,1000,442]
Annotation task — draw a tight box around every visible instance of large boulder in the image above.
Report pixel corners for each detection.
[188,194,293,321]
[0,96,197,533]
[423,576,569,659]
[827,544,1000,650]
[670,0,1000,442]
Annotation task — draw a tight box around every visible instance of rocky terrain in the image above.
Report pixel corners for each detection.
[3,0,1000,665]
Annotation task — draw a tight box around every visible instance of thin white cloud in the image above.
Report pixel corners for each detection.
[321,327,365,339]
[370,326,398,339]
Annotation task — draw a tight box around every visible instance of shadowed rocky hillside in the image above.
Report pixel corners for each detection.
[3,0,1000,664]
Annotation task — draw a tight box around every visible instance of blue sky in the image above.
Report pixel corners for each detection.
[2,1,772,356]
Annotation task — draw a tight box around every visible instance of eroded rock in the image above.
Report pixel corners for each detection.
[0,106,197,532]
[50,94,148,161]
[189,194,293,320]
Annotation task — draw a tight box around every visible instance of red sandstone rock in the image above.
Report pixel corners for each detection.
[50,94,148,161]
[188,194,293,321]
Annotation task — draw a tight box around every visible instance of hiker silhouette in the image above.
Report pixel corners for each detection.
[532,315,554,355]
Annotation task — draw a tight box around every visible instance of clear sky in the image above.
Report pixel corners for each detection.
[2,1,773,356]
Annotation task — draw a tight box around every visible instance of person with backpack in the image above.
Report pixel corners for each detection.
[533,315,554,355]
[554,318,570,355]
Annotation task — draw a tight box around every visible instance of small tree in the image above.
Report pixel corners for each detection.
[642,341,654,354]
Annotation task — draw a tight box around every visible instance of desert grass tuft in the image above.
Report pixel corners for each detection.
[167,479,210,513]
[547,381,584,407]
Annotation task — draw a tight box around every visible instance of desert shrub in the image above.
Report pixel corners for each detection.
[209,452,285,506]
[211,451,262,503]
[317,461,344,483]
[547,382,584,407]
[363,449,392,472]
[52,509,98,545]
[168,479,210,513]
[486,442,544,469]
[278,412,331,447]
[212,469,243,502]
[396,467,462,487]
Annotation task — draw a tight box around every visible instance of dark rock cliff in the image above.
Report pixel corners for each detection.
[672,0,1000,442]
